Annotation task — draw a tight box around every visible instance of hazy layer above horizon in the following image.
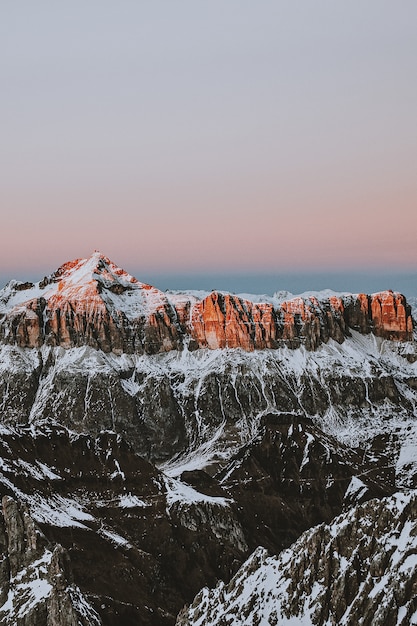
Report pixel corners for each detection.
[1,270,415,299]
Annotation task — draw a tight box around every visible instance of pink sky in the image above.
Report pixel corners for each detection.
[1,2,416,279]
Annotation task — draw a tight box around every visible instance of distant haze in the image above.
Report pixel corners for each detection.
[1,267,415,300]
[140,272,417,299]
[1,2,416,278]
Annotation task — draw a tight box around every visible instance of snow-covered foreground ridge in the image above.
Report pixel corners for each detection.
[176,491,417,626]
[0,252,413,355]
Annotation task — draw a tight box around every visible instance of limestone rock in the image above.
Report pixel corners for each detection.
[370,290,414,340]
[216,413,393,554]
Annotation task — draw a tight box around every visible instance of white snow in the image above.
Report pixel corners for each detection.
[28,494,95,528]
[35,461,61,480]
[164,476,230,509]
[110,459,125,481]
[98,527,132,549]
[344,476,368,502]
[0,549,53,620]
[118,493,148,508]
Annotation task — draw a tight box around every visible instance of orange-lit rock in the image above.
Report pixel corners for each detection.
[190,293,279,350]
[370,291,412,341]
[0,254,413,354]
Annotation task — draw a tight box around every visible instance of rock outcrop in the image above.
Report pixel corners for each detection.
[0,496,101,626]
[0,253,413,355]
[176,491,417,626]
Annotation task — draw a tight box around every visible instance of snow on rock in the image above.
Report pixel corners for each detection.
[0,496,101,626]
[0,322,416,472]
[118,493,149,508]
[29,494,96,528]
[164,476,231,509]
[176,491,417,626]
[164,476,248,553]
[343,475,369,503]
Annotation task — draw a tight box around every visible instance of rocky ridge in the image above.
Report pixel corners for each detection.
[0,253,413,355]
[216,413,393,554]
[0,425,248,625]
[0,414,398,626]
[176,491,417,626]
[0,326,416,468]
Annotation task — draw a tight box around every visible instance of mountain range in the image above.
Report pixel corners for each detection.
[0,252,416,625]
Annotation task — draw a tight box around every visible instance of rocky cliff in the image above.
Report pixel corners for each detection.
[0,327,415,467]
[216,413,393,554]
[0,426,248,625]
[0,413,401,626]
[0,253,413,355]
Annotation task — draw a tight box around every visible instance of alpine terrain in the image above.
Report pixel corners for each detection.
[0,252,416,625]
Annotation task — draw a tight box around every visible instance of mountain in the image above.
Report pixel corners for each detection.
[0,252,413,355]
[0,252,415,467]
[0,424,248,624]
[0,252,415,625]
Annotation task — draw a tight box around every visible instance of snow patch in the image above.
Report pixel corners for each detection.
[164,476,230,509]
[119,493,148,508]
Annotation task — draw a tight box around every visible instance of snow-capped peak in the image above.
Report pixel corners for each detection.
[0,252,169,321]
[52,251,140,289]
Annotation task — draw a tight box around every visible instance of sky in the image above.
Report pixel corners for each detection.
[1,2,416,295]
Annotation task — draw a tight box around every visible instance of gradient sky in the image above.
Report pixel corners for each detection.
[1,2,416,292]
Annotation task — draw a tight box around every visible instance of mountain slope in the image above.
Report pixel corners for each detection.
[0,496,101,626]
[0,424,248,625]
[215,413,393,554]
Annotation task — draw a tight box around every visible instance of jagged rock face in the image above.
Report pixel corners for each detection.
[0,253,185,355]
[0,326,416,469]
[0,418,404,626]
[176,491,417,626]
[0,496,101,626]
[190,290,413,349]
[0,253,413,355]
[216,414,393,554]
[371,290,414,340]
